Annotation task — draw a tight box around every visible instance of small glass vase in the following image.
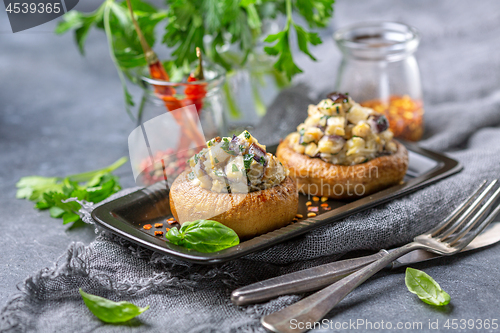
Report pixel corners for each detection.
[334,22,424,141]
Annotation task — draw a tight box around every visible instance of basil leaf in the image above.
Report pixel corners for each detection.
[79,289,149,323]
[405,268,450,306]
[165,220,239,253]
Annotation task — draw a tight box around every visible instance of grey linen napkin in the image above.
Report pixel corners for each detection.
[1,89,500,333]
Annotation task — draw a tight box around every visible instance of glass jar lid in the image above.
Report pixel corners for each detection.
[334,22,420,61]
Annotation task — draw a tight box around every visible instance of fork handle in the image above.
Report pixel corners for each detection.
[261,242,422,333]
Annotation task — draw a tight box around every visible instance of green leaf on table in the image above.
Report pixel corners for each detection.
[79,289,149,323]
[16,157,126,227]
[295,0,335,28]
[165,220,239,253]
[405,268,451,306]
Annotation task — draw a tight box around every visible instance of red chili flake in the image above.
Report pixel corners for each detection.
[320,203,329,207]
[308,206,319,212]
[166,228,170,232]
[154,223,163,228]
[167,219,177,225]
[143,224,152,230]
[154,231,164,236]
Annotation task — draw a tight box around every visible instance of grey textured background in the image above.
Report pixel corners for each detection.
[1,0,500,332]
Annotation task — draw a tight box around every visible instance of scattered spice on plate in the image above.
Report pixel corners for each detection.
[167,218,177,225]
[154,223,163,228]
[323,207,332,211]
[166,228,170,232]
[321,196,328,202]
[295,214,303,219]
[320,203,329,207]
[305,201,312,206]
[308,206,319,212]
[307,212,317,217]
[154,231,163,236]
[143,224,152,230]
[312,196,320,202]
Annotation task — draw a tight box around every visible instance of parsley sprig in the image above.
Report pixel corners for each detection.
[16,157,127,227]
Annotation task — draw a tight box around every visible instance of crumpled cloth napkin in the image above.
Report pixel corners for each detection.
[1,89,500,333]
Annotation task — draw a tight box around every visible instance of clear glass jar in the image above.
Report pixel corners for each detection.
[130,63,227,186]
[334,22,424,141]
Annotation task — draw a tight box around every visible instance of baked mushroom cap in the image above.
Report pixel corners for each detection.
[277,134,409,199]
[170,171,298,238]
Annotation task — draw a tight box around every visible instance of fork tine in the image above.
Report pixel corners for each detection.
[428,180,488,236]
[447,187,500,247]
[437,179,498,239]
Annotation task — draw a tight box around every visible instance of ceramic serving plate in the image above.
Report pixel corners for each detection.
[92,142,462,264]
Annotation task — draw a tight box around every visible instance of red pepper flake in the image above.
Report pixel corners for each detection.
[154,231,164,236]
[312,196,320,202]
[167,219,177,225]
[305,201,312,206]
[154,223,163,228]
[143,224,152,230]
[166,228,170,232]
[308,206,319,212]
[320,203,329,207]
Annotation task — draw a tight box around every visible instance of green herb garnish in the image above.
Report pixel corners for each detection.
[213,157,219,164]
[405,268,450,306]
[79,289,149,323]
[239,145,245,152]
[165,219,239,253]
[16,157,127,227]
[243,154,255,170]
[299,128,305,136]
[232,164,239,172]
[188,172,195,180]
[243,131,251,140]
[213,169,225,177]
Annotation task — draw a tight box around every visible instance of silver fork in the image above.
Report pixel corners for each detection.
[262,180,500,333]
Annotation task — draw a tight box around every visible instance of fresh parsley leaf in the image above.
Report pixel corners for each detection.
[294,23,321,61]
[165,219,239,252]
[79,289,149,323]
[239,145,245,152]
[232,164,239,172]
[213,157,219,164]
[405,268,451,306]
[243,130,251,139]
[188,172,195,180]
[16,157,127,227]
[213,169,225,177]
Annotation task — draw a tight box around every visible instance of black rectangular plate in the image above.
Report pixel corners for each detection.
[92,142,462,264]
